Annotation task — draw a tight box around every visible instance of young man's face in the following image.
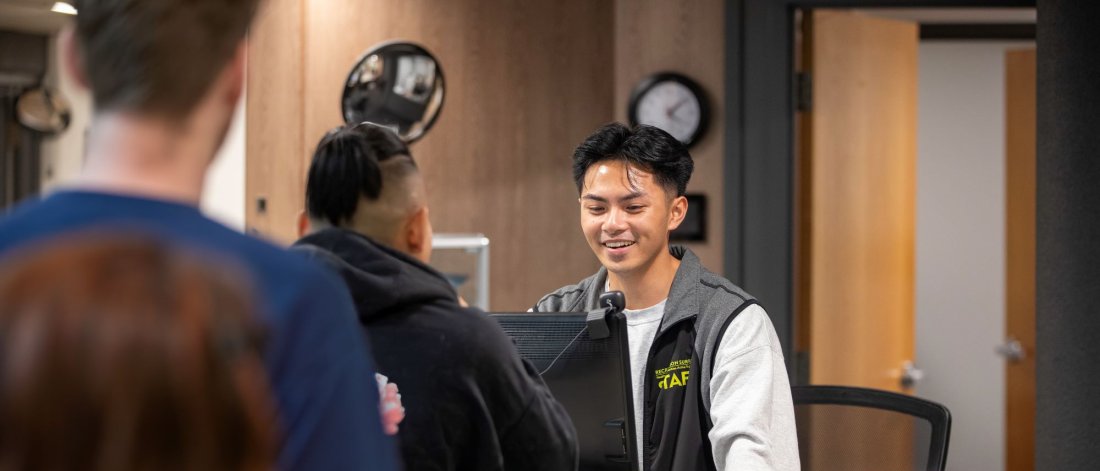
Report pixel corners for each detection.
[579,160,685,277]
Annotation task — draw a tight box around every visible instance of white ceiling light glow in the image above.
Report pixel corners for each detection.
[51,2,77,15]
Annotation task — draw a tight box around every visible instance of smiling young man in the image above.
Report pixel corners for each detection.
[534,123,800,470]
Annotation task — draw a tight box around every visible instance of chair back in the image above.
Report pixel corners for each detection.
[792,385,951,471]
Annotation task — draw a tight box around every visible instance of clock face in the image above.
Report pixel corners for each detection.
[634,80,703,145]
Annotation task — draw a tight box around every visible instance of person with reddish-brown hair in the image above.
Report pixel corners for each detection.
[0,235,275,471]
[0,0,396,468]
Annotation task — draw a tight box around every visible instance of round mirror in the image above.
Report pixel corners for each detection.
[16,87,72,135]
[341,41,445,144]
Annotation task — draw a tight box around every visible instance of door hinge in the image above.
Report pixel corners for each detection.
[796,72,813,112]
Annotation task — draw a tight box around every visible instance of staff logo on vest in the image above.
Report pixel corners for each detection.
[654,358,691,390]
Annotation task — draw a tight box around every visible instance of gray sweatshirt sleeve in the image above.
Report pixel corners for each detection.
[707,305,801,471]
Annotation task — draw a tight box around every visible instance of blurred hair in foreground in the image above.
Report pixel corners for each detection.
[0,235,276,471]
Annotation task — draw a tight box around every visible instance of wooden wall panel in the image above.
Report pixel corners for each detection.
[614,0,726,273]
[249,0,612,310]
[245,0,304,240]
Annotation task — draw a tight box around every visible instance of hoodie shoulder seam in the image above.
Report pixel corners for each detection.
[538,287,585,309]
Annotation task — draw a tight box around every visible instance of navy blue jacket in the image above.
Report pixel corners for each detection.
[0,191,398,471]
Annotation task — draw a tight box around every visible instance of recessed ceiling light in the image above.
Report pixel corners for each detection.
[51,2,77,15]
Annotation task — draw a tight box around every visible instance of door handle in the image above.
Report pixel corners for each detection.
[996,337,1026,363]
[900,360,923,389]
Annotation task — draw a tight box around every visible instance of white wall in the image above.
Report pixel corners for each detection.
[40,35,90,188]
[40,34,247,231]
[915,40,1031,471]
[201,92,246,231]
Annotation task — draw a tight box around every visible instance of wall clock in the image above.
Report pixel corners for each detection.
[627,72,709,147]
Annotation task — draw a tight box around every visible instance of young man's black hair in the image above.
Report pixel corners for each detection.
[572,123,694,198]
[305,123,414,227]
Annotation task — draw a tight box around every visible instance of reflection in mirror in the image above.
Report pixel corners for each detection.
[16,87,72,135]
[341,41,445,143]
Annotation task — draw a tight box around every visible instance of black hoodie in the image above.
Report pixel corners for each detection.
[292,228,578,471]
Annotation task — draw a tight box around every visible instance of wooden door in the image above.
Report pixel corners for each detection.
[795,10,918,471]
[1004,47,1036,471]
[798,9,918,392]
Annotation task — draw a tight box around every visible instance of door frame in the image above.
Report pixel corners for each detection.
[722,0,1036,378]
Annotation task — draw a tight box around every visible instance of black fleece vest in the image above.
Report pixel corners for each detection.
[534,247,755,470]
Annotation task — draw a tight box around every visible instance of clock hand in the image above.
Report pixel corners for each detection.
[666,97,690,118]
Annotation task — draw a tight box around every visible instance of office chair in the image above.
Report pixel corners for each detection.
[792,385,951,471]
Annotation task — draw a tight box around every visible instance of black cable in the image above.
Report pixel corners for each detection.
[538,325,588,376]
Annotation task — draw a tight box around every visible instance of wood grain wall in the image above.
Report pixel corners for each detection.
[245,0,304,242]
[615,0,726,272]
[247,0,614,310]
[247,0,728,309]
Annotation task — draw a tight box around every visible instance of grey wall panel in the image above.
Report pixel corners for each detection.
[1036,1,1100,469]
